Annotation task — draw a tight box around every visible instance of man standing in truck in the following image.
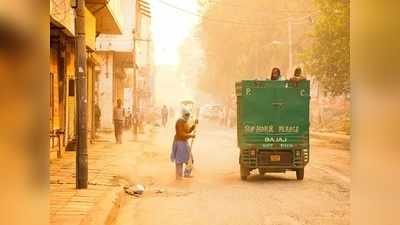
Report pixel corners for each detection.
[270,67,282,80]
[290,67,306,81]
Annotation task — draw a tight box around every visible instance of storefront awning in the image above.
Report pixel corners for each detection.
[50,0,75,36]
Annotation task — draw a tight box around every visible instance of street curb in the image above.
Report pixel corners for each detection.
[80,186,125,225]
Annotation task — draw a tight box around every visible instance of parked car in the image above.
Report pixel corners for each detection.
[200,104,223,121]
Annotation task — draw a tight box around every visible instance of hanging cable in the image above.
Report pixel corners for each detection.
[153,0,276,27]
[153,0,317,27]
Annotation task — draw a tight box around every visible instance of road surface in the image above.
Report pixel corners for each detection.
[113,121,350,225]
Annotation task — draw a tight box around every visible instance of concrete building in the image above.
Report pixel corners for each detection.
[49,0,123,159]
[135,6,155,109]
[95,0,153,130]
[95,51,133,130]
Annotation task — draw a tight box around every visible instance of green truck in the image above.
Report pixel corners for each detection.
[235,80,310,180]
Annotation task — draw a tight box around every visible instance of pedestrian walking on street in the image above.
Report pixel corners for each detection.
[161,105,169,127]
[138,110,145,134]
[170,108,199,179]
[131,109,139,140]
[125,109,132,129]
[113,99,124,144]
[94,103,101,133]
[219,108,226,126]
[169,107,175,120]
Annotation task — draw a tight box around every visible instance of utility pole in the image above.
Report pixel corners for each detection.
[287,15,313,79]
[288,17,293,80]
[74,0,88,189]
[146,40,150,98]
[254,40,258,77]
[132,28,138,140]
[132,0,141,140]
[132,0,151,140]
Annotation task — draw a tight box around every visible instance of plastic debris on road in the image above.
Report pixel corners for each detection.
[124,184,145,197]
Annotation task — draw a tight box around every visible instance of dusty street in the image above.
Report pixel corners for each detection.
[113,121,350,225]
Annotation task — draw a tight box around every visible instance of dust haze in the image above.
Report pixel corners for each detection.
[155,0,350,135]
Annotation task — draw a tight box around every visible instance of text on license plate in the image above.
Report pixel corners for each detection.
[270,155,281,161]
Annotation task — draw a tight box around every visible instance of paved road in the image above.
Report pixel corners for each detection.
[113,121,350,225]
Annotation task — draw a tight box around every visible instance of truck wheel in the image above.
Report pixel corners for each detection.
[240,165,249,180]
[296,168,304,180]
[259,168,267,176]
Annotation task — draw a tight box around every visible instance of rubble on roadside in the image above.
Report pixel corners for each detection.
[124,184,145,197]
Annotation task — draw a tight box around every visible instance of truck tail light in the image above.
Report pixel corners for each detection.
[303,149,309,162]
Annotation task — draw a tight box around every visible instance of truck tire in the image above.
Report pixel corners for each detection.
[240,165,249,180]
[296,168,304,180]
[259,168,267,176]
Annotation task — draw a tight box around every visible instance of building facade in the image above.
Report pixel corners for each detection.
[95,0,153,130]
[49,0,122,159]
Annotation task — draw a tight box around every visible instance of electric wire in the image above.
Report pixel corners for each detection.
[152,0,317,27]
[153,0,277,27]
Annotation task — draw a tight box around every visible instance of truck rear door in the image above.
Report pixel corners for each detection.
[237,80,310,150]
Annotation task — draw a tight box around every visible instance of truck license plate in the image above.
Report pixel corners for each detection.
[270,155,281,161]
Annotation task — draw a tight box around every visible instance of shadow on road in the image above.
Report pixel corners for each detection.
[245,174,299,183]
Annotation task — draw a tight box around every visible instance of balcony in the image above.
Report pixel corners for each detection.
[86,0,122,35]
[50,0,75,35]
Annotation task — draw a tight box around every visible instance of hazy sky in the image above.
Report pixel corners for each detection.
[151,0,200,65]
